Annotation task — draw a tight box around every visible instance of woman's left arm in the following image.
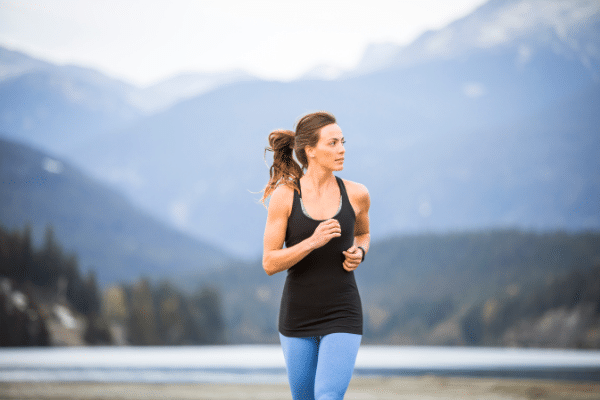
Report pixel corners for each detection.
[342,181,371,272]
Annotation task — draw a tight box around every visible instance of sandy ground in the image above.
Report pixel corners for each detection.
[1,376,599,400]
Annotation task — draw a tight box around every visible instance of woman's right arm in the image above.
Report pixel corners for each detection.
[262,184,341,276]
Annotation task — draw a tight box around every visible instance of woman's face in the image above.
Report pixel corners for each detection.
[306,123,345,171]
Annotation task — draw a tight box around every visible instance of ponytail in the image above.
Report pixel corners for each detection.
[261,129,303,205]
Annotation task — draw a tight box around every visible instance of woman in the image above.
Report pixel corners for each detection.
[262,111,370,400]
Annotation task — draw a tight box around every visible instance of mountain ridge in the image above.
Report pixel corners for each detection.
[353,0,600,77]
[0,136,235,283]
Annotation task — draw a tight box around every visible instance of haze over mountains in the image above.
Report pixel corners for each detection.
[0,137,233,282]
[1,0,599,259]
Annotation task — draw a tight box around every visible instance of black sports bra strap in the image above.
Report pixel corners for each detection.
[336,176,349,200]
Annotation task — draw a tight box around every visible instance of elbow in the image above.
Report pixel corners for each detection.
[263,266,276,276]
[262,255,276,276]
[263,264,275,276]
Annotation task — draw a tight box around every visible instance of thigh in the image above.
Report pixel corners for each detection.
[314,333,362,400]
[279,333,319,400]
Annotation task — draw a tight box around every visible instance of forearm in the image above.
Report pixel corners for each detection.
[263,237,315,276]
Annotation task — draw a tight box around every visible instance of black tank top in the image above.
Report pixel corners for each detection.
[278,176,363,337]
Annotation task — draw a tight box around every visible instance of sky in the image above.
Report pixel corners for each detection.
[0,0,488,87]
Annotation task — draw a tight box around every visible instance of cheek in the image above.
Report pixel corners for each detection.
[317,147,332,157]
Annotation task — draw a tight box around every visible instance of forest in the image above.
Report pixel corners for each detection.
[202,230,600,348]
[0,223,224,346]
[2,222,600,348]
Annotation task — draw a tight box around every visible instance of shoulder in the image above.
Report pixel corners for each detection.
[267,183,296,217]
[342,179,370,209]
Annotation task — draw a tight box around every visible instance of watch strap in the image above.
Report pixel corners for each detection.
[357,246,366,262]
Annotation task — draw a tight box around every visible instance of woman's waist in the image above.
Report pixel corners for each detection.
[287,248,349,272]
[283,274,359,300]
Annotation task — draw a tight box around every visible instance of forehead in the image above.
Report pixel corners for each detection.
[319,123,343,139]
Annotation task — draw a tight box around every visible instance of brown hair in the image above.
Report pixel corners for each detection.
[262,111,336,204]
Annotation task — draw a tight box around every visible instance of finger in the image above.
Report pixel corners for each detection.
[320,221,339,231]
[326,225,340,233]
[324,219,341,228]
[343,256,358,268]
[343,262,356,271]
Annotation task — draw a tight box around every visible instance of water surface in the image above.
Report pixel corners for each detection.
[1,345,599,383]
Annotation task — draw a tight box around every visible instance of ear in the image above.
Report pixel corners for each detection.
[305,145,316,159]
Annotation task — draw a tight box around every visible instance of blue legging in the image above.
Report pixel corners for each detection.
[279,332,362,400]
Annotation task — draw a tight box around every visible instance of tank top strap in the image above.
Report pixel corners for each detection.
[335,176,350,203]
[291,180,302,210]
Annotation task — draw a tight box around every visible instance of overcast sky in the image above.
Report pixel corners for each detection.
[1,0,488,86]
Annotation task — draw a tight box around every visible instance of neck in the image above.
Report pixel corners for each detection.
[303,165,335,193]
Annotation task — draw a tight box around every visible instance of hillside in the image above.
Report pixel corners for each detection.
[0,137,234,283]
[0,50,142,154]
[198,230,600,345]
[462,264,600,348]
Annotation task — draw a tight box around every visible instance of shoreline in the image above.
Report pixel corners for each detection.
[2,376,599,399]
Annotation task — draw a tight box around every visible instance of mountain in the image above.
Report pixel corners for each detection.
[70,0,600,256]
[1,0,599,258]
[0,46,54,80]
[0,46,257,158]
[353,0,600,76]
[132,70,257,113]
[0,48,142,156]
[0,137,234,283]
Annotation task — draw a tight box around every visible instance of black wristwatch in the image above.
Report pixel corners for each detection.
[357,246,366,263]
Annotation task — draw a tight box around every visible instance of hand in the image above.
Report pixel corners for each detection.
[310,219,341,249]
[342,245,363,272]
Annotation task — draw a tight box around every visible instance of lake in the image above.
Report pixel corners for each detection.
[1,345,599,383]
